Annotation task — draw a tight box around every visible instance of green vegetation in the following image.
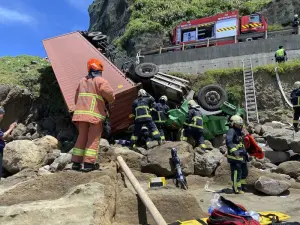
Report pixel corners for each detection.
[171,59,300,106]
[268,24,285,31]
[117,0,272,47]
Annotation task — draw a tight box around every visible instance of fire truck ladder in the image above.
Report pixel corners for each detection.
[242,58,259,124]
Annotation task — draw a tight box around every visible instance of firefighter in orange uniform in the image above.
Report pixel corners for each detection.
[71,58,115,172]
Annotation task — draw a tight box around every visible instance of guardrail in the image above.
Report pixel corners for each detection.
[141,27,299,56]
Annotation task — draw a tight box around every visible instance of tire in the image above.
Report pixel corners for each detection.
[135,63,158,79]
[197,84,228,111]
[88,32,102,37]
[92,35,107,42]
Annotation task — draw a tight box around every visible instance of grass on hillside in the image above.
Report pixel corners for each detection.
[116,0,272,48]
[170,59,300,105]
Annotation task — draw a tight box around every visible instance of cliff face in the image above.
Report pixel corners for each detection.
[88,0,300,55]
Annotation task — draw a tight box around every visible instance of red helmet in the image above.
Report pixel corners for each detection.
[87,58,104,72]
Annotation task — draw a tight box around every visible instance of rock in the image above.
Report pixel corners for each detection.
[147,140,159,149]
[3,140,49,174]
[252,161,264,169]
[114,186,205,225]
[194,147,206,155]
[49,153,72,172]
[290,133,300,153]
[265,129,293,151]
[256,138,266,144]
[254,124,262,135]
[265,163,278,170]
[133,147,147,155]
[255,176,291,196]
[11,123,27,139]
[261,125,274,135]
[38,166,52,176]
[141,142,194,176]
[194,149,223,177]
[204,140,213,150]
[274,161,300,178]
[43,149,61,165]
[100,138,110,147]
[27,122,37,134]
[264,151,290,164]
[33,135,60,153]
[219,146,227,154]
[0,179,115,225]
[31,132,40,140]
[211,135,226,148]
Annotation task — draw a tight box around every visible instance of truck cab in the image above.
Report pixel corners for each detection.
[240,13,268,34]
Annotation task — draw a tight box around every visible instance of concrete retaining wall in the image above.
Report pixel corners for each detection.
[143,35,300,74]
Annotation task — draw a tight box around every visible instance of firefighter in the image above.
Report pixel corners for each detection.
[290,81,300,132]
[71,58,115,172]
[275,46,287,63]
[226,115,248,194]
[180,100,206,149]
[131,89,161,149]
[293,14,300,28]
[151,95,170,142]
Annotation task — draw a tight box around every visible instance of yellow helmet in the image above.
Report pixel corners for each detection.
[230,115,244,126]
[188,100,199,108]
[293,81,300,90]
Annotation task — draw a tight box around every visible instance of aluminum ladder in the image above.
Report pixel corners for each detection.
[242,58,259,124]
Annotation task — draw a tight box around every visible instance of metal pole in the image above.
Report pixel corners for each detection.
[116,156,168,225]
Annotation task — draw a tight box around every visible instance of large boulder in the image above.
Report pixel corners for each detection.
[194,149,223,177]
[265,129,294,151]
[49,153,72,172]
[264,151,291,164]
[0,178,115,225]
[290,133,300,153]
[114,186,205,225]
[274,161,300,178]
[3,136,59,174]
[255,176,291,196]
[141,142,194,176]
[11,123,27,139]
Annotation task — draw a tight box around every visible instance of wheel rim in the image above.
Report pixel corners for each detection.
[142,67,153,73]
[205,90,221,105]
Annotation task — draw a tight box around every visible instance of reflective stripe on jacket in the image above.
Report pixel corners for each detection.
[151,102,169,123]
[291,89,300,108]
[226,128,246,162]
[132,96,155,123]
[72,76,115,124]
[184,106,203,130]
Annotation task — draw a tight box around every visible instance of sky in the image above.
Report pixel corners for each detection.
[0,0,94,57]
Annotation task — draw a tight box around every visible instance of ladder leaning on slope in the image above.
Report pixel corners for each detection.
[242,58,259,124]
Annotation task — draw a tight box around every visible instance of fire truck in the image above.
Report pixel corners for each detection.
[172,10,268,46]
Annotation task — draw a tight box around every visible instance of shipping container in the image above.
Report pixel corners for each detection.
[42,31,138,134]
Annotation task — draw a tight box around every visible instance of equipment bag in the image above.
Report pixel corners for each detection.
[207,209,260,225]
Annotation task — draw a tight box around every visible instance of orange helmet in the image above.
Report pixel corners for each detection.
[87,58,104,72]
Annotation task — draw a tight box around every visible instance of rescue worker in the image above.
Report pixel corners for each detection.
[71,58,115,172]
[151,95,170,142]
[226,115,248,194]
[290,81,300,132]
[180,100,206,149]
[275,46,287,63]
[293,14,300,28]
[131,89,161,149]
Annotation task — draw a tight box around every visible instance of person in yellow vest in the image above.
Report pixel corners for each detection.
[275,46,287,63]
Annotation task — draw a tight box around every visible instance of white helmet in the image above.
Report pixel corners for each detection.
[141,126,148,131]
[295,14,298,18]
[293,81,300,90]
[138,89,147,97]
[188,100,199,108]
[230,115,244,127]
[160,95,168,102]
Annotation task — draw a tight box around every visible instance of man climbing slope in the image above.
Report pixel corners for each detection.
[291,81,300,132]
[71,58,115,172]
[275,46,287,63]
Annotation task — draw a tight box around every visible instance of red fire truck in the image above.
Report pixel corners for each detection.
[172,10,268,46]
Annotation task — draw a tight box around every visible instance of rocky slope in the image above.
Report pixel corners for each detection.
[88,0,300,54]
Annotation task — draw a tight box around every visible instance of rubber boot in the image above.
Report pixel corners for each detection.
[72,162,82,171]
[241,184,248,192]
[82,163,99,172]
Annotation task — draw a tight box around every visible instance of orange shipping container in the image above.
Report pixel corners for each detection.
[42,32,137,134]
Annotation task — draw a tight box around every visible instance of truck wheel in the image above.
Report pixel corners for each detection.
[93,35,107,42]
[197,85,227,111]
[135,63,158,79]
[88,32,102,37]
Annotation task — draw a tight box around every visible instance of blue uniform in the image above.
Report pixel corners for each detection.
[0,129,5,180]
[151,101,170,141]
[131,96,160,147]
[291,88,300,131]
[180,106,205,148]
[226,127,248,193]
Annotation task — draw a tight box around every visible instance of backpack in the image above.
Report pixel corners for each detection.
[207,196,260,225]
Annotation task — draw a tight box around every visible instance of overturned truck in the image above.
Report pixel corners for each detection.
[42,31,245,141]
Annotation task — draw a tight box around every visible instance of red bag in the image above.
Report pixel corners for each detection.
[244,134,264,159]
[207,209,260,225]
